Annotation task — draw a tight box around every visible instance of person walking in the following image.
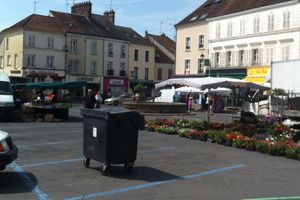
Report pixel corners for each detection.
[83,89,96,109]
[95,91,102,108]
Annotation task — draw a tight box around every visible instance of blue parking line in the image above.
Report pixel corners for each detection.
[19,157,84,168]
[65,164,246,200]
[18,140,81,148]
[15,147,176,169]
[9,162,49,200]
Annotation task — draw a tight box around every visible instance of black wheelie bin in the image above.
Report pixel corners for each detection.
[81,108,145,175]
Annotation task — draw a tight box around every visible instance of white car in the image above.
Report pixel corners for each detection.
[0,130,18,170]
[104,94,134,105]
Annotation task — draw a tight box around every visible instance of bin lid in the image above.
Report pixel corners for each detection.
[81,108,145,130]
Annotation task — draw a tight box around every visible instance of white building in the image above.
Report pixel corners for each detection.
[208,0,300,83]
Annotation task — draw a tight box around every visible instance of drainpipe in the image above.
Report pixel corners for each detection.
[102,39,105,93]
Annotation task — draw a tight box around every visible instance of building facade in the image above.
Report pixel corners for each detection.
[175,0,300,83]
[209,0,300,82]
[145,33,176,82]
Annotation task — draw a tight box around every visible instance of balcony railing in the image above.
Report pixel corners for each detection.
[107,69,114,76]
[119,70,126,76]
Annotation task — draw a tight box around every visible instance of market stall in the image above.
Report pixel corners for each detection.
[13,81,86,121]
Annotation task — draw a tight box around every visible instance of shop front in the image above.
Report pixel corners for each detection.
[243,66,270,85]
[67,75,101,101]
[25,69,65,82]
[103,77,129,98]
[209,68,247,80]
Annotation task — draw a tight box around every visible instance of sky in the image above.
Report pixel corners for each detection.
[0,0,205,40]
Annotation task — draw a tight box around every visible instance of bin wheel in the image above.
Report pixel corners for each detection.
[124,162,134,173]
[100,164,109,176]
[83,158,90,168]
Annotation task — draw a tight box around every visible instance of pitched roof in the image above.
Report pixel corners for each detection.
[116,26,154,46]
[155,47,174,64]
[176,0,294,27]
[3,14,62,33]
[146,33,176,54]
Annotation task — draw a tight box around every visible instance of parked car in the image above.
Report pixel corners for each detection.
[104,93,134,105]
[0,130,18,170]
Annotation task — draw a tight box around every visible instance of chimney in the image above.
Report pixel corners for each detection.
[71,1,92,19]
[104,10,115,24]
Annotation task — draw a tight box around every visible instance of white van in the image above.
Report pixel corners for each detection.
[154,87,176,103]
[0,73,15,119]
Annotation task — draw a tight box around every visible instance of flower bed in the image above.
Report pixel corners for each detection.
[145,117,300,161]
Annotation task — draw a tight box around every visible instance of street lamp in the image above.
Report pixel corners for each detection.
[200,51,210,77]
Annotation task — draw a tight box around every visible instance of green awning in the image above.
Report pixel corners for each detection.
[12,81,87,89]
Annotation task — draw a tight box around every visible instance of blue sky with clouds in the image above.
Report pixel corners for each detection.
[0,0,205,39]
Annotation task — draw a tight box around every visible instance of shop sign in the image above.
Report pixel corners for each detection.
[76,77,94,82]
[247,67,270,77]
[109,79,124,85]
[10,70,21,74]
[26,70,59,77]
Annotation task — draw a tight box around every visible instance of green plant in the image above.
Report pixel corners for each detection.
[267,141,289,156]
[207,130,223,143]
[178,128,194,138]
[244,138,256,151]
[285,143,300,160]
[134,83,146,92]
[189,120,205,130]
[214,131,227,145]
[255,140,269,153]
[176,119,191,129]
[157,125,178,135]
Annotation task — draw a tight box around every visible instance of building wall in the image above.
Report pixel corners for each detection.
[208,1,300,69]
[0,30,24,76]
[155,63,175,81]
[176,22,209,75]
[85,37,104,77]
[103,39,129,77]
[128,44,155,81]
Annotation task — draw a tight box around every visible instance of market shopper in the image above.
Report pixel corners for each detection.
[83,89,96,109]
[95,91,102,108]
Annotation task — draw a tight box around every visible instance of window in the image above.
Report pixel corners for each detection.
[227,22,232,37]
[283,11,290,29]
[145,68,149,80]
[90,61,97,75]
[0,56,3,68]
[26,54,36,67]
[7,55,11,66]
[240,19,245,35]
[168,69,173,79]
[215,52,220,67]
[199,35,204,49]
[14,54,17,68]
[47,37,54,49]
[120,45,126,58]
[120,62,125,70]
[198,58,204,73]
[252,49,259,65]
[134,49,139,61]
[6,38,9,50]
[226,51,232,67]
[145,51,149,62]
[239,50,245,66]
[253,16,260,33]
[185,59,190,74]
[281,46,290,61]
[68,60,79,74]
[107,61,113,69]
[265,47,274,65]
[185,37,191,50]
[108,43,113,57]
[133,67,138,79]
[28,35,35,47]
[70,40,78,53]
[216,23,220,39]
[268,13,274,31]
[91,42,97,55]
[46,56,55,68]
[157,68,162,80]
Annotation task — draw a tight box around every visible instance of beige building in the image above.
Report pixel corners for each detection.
[175,21,209,75]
